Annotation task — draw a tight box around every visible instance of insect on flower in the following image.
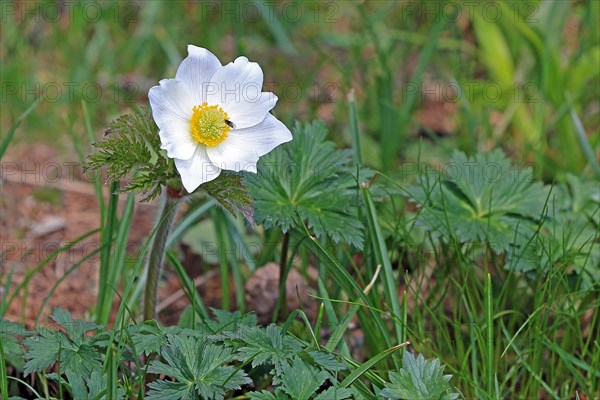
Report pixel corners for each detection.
[148,45,292,193]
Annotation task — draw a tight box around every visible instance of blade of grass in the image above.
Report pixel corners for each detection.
[326,265,381,352]
[347,88,362,164]
[485,273,495,399]
[317,278,351,358]
[166,199,215,248]
[166,250,210,320]
[213,208,231,311]
[81,100,106,222]
[5,229,100,309]
[362,186,403,344]
[0,338,7,400]
[96,181,120,324]
[35,246,104,325]
[568,95,600,178]
[0,99,42,159]
[339,341,410,388]
[97,192,135,324]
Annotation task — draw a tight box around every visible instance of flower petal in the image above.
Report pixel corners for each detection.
[174,145,221,193]
[176,45,222,105]
[206,56,274,129]
[224,92,278,129]
[206,113,292,173]
[149,79,196,160]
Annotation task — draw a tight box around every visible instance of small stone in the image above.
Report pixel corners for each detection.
[30,215,66,237]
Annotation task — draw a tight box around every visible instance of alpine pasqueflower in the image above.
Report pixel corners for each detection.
[149,45,292,193]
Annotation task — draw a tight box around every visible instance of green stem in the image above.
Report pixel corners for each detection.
[277,231,291,320]
[143,193,179,321]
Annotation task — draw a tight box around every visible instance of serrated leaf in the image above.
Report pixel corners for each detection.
[313,387,356,400]
[23,329,64,375]
[204,308,257,334]
[408,150,549,252]
[235,325,302,369]
[201,172,255,223]
[279,357,330,400]
[381,352,459,400]
[128,321,169,356]
[0,320,29,370]
[146,381,196,400]
[23,308,102,376]
[51,307,100,344]
[308,351,347,372]
[506,174,600,288]
[147,334,250,400]
[60,342,102,375]
[247,120,365,248]
[247,390,282,400]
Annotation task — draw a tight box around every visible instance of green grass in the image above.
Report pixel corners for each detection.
[1,1,598,398]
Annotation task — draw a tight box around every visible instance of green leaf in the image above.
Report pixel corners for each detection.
[147,334,250,400]
[247,120,366,248]
[51,307,100,344]
[0,320,29,370]
[203,308,257,334]
[247,390,282,400]
[23,329,64,375]
[146,381,196,400]
[23,308,102,376]
[381,352,459,400]
[308,351,347,372]
[279,357,330,400]
[128,321,169,356]
[313,387,356,400]
[201,172,255,223]
[507,174,600,288]
[85,108,177,201]
[409,150,549,251]
[234,325,302,369]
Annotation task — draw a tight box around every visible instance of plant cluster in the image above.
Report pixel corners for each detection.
[2,308,458,400]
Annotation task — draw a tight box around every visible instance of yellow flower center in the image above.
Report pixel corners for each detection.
[189,102,231,146]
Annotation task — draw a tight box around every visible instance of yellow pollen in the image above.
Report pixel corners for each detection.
[189,102,231,146]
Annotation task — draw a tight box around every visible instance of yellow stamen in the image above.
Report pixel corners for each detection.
[189,102,231,146]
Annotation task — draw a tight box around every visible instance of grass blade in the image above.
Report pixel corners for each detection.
[339,341,410,388]
[0,99,42,160]
[362,186,403,343]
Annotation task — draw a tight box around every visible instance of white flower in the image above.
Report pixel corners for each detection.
[148,45,292,193]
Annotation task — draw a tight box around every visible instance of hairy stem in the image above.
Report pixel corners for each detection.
[143,193,179,321]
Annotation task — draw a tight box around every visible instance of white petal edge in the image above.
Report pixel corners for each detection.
[176,45,222,106]
[206,56,273,128]
[206,113,292,173]
[149,79,196,160]
[223,92,278,130]
[174,145,221,193]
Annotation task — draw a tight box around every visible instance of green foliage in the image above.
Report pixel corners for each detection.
[279,357,331,399]
[202,172,255,223]
[23,308,103,377]
[247,120,367,248]
[47,370,125,400]
[147,335,250,400]
[507,173,600,288]
[381,352,459,400]
[0,320,29,371]
[408,150,549,252]
[85,109,254,220]
[232,324,303,369]
[7,308,462,398]
[84,107,176,201]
